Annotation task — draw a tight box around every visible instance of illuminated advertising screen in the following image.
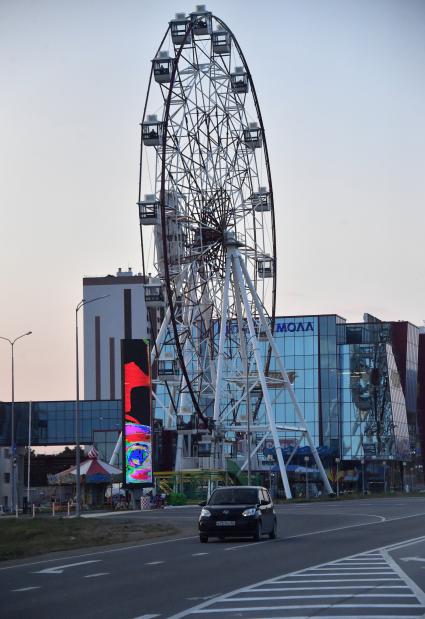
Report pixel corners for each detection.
[121,339,153,487]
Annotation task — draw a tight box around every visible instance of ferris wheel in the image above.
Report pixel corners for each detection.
[137,6,332,498]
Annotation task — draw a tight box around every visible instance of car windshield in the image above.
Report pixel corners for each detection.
[208,488,259,505]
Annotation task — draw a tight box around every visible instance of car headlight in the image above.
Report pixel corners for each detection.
[242,507,259,517]
[200,508,211,518]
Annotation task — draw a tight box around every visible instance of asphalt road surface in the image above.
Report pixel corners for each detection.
[2,497,425,619]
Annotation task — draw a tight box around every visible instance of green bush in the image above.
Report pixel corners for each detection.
[168,492,187,506]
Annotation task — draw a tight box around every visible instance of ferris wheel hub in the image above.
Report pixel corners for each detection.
[222,230,244,248]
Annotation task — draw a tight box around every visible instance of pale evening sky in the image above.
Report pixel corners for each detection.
[0,0,424,402]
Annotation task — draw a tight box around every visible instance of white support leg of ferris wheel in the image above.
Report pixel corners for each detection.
[232,252,293,499]
[109,433,122,466]
[173,267,199,473]
[213,252,232,423]
[150,263,192,367]
[240,432,270,472]
[150,306,171,366]
[238,256,334,495]
[233,259,253,479]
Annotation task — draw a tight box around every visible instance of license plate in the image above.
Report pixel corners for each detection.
[216,520,235,526]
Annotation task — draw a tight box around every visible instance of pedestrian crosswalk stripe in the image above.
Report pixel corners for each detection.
[169,544,425,618]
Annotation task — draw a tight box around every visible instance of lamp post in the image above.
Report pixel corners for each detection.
[27,401,32,505]
[335,457,341,498]
[383,460,387,494]
[0,331,32,513]
[267,454,274,494]
[361,459,365,495]
[75,296,109,517]
[304,456,310,500]
[402,461,407,492]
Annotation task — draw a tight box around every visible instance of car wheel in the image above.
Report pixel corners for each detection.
[200,534,208,543]
[253,521,262,542]
[269,518,277,539]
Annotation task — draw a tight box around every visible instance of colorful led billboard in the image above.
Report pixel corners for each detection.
[122,339,153,486]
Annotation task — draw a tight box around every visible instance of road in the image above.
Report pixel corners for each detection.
[2,497,425,618]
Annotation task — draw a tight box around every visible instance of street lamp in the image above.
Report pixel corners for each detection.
[304,456,310,500]
[75,296,109,516]
[0,331,32,513]
[361,459,365,495]
[335,457,341,498]
[382,460,387,494]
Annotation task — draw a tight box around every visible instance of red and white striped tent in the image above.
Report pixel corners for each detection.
[54,446,121,484]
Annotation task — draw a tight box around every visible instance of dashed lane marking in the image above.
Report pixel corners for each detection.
[145,561,164,565]
[12,586,41,592]
[84,572,110,578]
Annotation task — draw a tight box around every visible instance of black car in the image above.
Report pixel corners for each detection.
[198,485,277,543]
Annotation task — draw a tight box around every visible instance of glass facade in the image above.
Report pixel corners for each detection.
[270,316,320,445]
[0,314,421,475]
[0,400,122,464]
[338,343,409,461]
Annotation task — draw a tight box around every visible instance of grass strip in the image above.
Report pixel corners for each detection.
[0,517,178,562]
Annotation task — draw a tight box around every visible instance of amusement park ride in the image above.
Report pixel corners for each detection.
[112,6,333,499]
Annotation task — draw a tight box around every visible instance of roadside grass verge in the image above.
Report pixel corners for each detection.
[0,517,178,562]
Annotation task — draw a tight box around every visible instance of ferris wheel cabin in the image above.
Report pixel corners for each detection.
[212,30,231,55]
[138,194,159,225]
[152,51,173,83]
[144,278,165,307]
[157,358,180,381]
[138,190,178,226]
[190,5,212,36]
[230,66,249,94]
[142,115,163,146]
[170,13,192,45]
[256,255,274,278]
[244,122,263,149]
[252,187,271,212]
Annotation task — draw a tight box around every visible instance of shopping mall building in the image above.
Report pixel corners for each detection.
[1,309,425,507]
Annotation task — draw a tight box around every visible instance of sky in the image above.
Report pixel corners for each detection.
[0,0,424,403]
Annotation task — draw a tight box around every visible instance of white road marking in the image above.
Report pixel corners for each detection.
[225,540,268,551]
[333,560,387,563]
[193,604,424,612]
[145,561,164,565]
[33,559,101,574]
[84,572,110,578]
[192,553,208,557]
[186,595,221,601]
[12,586,41,592]
[130,615,160,619]
[312,563,392,574]
[3,509,425,574]
[294,571,394,576]
[402,556,425,563]
[252,585,410,591]
[382,548,425,605]
[225,593,416,600]
[168,537,425,618]
[0,535,197,572]
[273,577,400,583]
